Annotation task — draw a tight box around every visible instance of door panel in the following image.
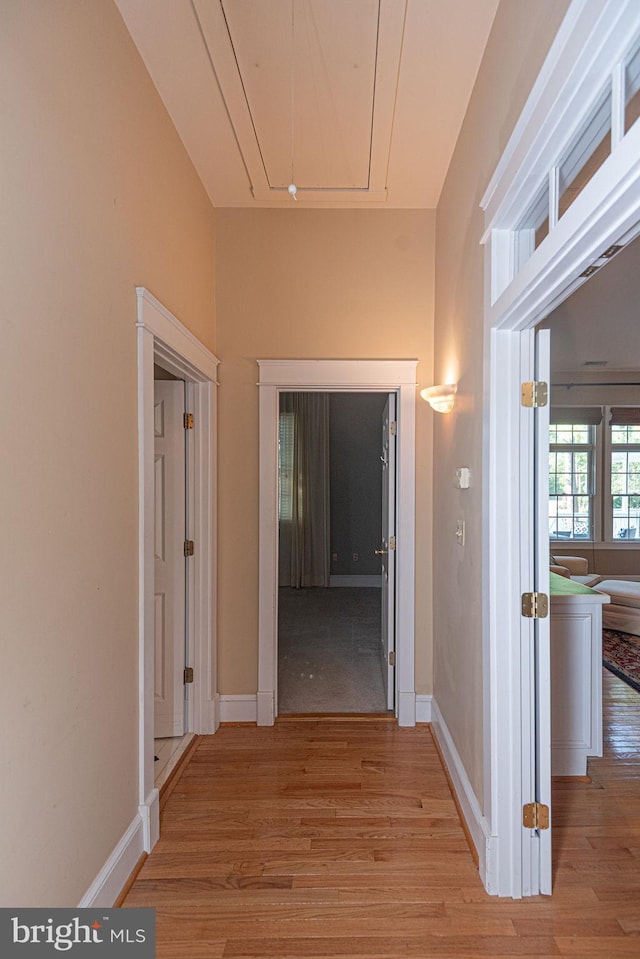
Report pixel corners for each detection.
[380,394,396,710]
[534,328,552,893]
[154,380,186,738]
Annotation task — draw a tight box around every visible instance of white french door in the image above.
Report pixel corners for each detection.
[380,394,397,710]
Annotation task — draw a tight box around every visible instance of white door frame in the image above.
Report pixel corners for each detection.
[136,288,219,852]
[480,0,640,896]
[256,359,417,727]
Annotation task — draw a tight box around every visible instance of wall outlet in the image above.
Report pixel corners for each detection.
[352,552,358,562]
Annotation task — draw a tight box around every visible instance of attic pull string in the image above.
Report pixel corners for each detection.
[288,0,297,200]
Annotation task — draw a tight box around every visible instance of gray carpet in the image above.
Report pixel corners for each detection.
[277,587,388,714]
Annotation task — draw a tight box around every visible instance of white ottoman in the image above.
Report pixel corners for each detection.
[597,580,640,637]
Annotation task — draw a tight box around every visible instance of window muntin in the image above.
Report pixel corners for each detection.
[549,424,594,540]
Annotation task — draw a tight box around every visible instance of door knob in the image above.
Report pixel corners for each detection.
[374,548,387,556]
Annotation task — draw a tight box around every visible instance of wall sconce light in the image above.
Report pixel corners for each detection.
[420,384,457,413]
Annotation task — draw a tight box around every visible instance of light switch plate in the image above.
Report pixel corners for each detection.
[455,467,471,489]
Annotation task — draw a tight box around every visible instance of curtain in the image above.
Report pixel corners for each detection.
[610,407,640,425]
[279,393,330,587]
[550,406,603,425]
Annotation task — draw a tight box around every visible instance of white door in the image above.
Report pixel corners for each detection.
[533,327,552,893]
[379,394,397,710]
[154,380,186,738]
[521,330,551,896]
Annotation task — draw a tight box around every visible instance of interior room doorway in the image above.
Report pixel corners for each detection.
[276,391,392,714]
[257,359,417,727]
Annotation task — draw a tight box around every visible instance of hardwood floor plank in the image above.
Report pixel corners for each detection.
[123,674,640,958]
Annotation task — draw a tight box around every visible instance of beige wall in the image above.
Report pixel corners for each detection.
[432,0,571,802]
[215,209,435,695]
[0,0,215,904]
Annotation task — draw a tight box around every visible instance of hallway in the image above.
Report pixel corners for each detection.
[124,678,640,957]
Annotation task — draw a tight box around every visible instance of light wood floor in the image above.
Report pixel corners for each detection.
[124,670,640,958]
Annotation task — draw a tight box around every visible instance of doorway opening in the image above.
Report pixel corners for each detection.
[277,391,393,714]
[136,288,219,853]
[257,359,417,727]
[535,234,640,888]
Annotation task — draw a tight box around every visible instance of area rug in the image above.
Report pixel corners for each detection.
[603,628,640,693]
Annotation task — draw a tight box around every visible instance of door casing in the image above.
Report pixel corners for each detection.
[257,359,417,726]
[136,288,219,852]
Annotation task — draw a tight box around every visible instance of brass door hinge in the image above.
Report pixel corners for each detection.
[388,650,395,667]
[523,801,549,830]
[521,381,548,408]
[184,667,194,685]
[184,540,194,557]
[522,591,549,618]
[389,535,396,551]
[184,413,194,430]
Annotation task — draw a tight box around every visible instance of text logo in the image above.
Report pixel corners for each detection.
[0,909,155,956]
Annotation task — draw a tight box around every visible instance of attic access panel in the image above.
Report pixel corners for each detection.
[194,0,406,202]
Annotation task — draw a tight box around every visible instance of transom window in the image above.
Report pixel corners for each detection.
[509,29,640,285]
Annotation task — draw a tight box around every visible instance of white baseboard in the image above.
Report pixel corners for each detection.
[78,813,146,908]
[219,694,258,723]
[431,698,491,887]
[397,690,416,726]
[415,694,432,723]
[329,575,381,587]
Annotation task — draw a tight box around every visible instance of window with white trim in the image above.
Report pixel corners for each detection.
[609,408,640,540]
[549,421,596,540]
[549,406,640,543]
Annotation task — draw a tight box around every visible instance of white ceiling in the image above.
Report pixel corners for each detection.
[115,1,638,373]
[115,0,500,208]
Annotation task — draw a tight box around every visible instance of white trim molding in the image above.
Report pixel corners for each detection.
[78,812,148,908]
[136,288,219,856]
[219,694,258,724]
[479,0,640,898]
[257,359,417,726]
[431,700,491,891]
[415,694,432,723]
